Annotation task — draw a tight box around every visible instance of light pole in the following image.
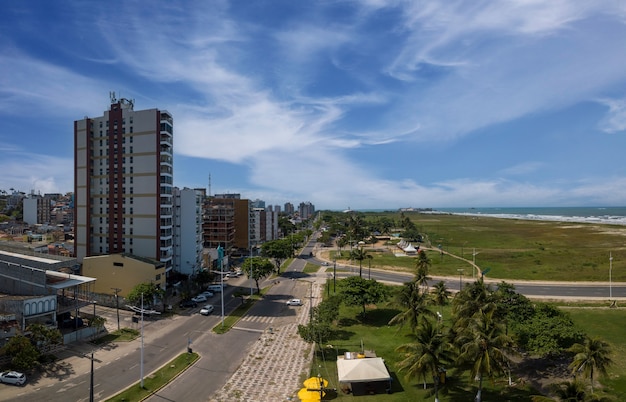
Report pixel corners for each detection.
[140,293,144,388]
[333,257,337,293]
[358,241,365,278]
[457,269,464,291]
[368,256,371,280]
[90,300,96,402]
[610,252,613,300]
[112,287,121,331]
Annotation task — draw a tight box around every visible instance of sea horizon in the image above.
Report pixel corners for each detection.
[341,206,626,226]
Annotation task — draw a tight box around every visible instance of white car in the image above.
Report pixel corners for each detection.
[0,371,26,386]
[286,298,303,306]
[199,305,215,315]
[191,295,208,303]
[200,291,214,298]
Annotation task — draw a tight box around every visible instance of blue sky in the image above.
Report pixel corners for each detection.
[1,1,626,210]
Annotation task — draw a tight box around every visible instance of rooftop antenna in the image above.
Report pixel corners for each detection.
[208,173,212,198]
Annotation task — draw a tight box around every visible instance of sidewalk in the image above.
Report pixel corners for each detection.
[209,272,326,402]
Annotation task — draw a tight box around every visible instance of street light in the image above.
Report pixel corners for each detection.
[333,257,337,293]
[111,288,121,331]
[457,269,464,291]
[358,241,365,278]
[610,252,613,300]
[90,300,96,402]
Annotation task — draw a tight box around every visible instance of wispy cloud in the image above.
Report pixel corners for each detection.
[597,97,626,133]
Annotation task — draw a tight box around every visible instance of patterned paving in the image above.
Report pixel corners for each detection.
[209,281,320,402]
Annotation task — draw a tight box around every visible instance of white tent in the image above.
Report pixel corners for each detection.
[337,357,392,395]
[403,243,417,254]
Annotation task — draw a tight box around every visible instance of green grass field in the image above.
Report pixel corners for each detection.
[326,212,626,282]
[312,212,626,400]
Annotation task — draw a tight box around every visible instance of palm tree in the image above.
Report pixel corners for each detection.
[431,281,451,314]
[350,246,370,278]
[389,281,435,332]
[568,336,613,394]
[415,250,431,288]
[455,310,514,402]
[396,318,453,402]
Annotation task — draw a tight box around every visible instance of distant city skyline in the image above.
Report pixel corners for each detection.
[1,2,626,210]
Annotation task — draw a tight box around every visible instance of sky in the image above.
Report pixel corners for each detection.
[1,1,626,211]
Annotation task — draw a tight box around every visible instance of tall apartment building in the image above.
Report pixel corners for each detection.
[203,195,251,253]
[23,194,51,225]
[172,187,203,276]
[74,96,174,273]
[298,201,315,220]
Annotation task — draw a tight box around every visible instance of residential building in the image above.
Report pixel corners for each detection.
[73,95,174,277]
[172,187,203,276]
[23,194,52,225]
[298,201,315,220]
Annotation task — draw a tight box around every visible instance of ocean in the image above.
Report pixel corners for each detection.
[432,207,626,226]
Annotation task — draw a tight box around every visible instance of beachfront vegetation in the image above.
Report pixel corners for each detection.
[319,210,626,282]
[305,211,625,400]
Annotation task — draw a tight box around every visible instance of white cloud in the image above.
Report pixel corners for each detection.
[597,97,626,133]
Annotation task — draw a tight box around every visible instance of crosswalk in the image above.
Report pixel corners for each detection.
[238,314,275,324]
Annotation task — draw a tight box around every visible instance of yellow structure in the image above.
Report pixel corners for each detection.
[82,253,166,298]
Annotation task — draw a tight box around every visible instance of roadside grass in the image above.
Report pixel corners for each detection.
[309,290,626,401]
[563,307,626,399]
[92,328,139,345]
[328,212,626,282]
[105,352,199,402]
[303,262,322,273]
[311,301,538,401]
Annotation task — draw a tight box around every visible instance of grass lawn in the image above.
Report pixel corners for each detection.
[310,302,538,401]
[327,212,626,282]
[106,352,199,401]
[563,307,626,399]
[306,296,626,401]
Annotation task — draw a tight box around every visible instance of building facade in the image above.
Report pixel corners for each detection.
[73,96,174,274]
[172,187,203,276]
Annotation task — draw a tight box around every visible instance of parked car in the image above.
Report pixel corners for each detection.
[0,371,26,386]
[286,298,303,306]
[200,291,214,298]
[179,300,197,309]
[191,295,208,303]
[207,284,224,293]
[199,305,215,315]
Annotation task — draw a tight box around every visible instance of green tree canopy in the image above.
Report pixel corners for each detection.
[241,256,274,294]
[1,335,39,371]
[127,282,164,306]
[261,238,292,273]
[337,276,389,316]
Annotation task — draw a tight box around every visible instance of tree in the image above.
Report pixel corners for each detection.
[337,276,389,316]
[568,336,613,394]
[350,246,370,278]
[261,239,292,274]
[127,282,164,307]
[0,335,39,371]
[27,323,62,354]
[455,310,514,402]
[396,318,453,402]
[415,250,431,288]
[241,257,274,294]
[431,281,451,313]
[389,281,435,332]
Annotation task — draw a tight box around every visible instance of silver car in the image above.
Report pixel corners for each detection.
[0,371,26,386]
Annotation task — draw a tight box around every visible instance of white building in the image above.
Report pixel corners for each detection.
[73,95,174,275]
[172,187,203,276]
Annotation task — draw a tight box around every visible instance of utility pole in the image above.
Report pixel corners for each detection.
[111,287,121,331]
